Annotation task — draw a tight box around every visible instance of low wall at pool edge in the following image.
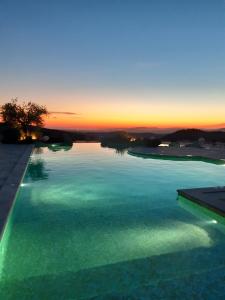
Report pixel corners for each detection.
[128,148,225,165]
[178,195,225,228]
[0,145,33,278]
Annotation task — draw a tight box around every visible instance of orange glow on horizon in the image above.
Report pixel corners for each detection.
[2,89,225,131]
[39,89,225,130]
[44,114,225,130]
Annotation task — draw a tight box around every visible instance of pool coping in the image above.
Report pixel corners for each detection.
[0,145,33,241]
[177,187,225,217]
[128,149,225,165]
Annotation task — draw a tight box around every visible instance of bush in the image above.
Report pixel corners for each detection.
[101,131,131,148]
[20,136,33,144]
[1,127,20,144]
[42,132,73,145]
[143,138,161,147]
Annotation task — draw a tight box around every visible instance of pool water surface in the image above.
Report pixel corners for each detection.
[1,143,225,299]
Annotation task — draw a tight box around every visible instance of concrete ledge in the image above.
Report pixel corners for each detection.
[177,187,225,217]
[128,147,225,165]
[0,145,33,240]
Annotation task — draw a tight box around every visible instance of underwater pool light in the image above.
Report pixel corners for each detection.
[206,219,218,224]
[211,220,218,224]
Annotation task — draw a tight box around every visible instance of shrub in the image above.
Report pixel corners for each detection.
[143,138,161,147]
[101,131,131,148]
[20,136,33,144]
[1,127,20,144]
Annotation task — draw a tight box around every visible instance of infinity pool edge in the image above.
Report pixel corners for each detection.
[0,145,33,242]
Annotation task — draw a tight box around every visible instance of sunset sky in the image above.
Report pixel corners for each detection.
[0,0,225,130]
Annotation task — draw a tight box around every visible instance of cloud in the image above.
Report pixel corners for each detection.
[50,111,79,115]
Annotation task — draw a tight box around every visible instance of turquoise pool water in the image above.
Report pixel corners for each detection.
[1,143,225,299]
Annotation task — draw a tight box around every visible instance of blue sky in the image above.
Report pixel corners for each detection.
[0,0,225,129]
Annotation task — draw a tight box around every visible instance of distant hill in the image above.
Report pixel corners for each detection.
[2,123,225,144]
[126,127,181,134]
[41,127,90,142]
[76,126,181,134]
[164,129,225,142]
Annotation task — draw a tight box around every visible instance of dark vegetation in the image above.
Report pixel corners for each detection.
[143,138,162,147]
[100,131,162,150]
[1,127,21,144]
[101,131,132,149]
[164,129,225,143]
[40,127,94,143]
[100,129,225,151]
[0,123,95,144]
[2,122,225,148]
[0,99,48,144]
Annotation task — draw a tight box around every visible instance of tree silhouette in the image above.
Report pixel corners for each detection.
[1,98,48,138]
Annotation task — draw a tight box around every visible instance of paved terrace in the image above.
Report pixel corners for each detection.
[128,146,225,162]
[0,144,33,240]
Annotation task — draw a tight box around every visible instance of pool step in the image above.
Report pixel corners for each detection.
[177,186,225,217]
[2,243,225,299]
[86,265,225,300]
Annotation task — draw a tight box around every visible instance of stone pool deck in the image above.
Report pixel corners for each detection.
[128,146,225,162]
[178,187,225,217]
[0,144,33,240]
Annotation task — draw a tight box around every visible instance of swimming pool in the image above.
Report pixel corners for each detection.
[1,143,225,299]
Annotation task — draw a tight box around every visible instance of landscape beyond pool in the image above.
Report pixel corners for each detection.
[1,143,225,299]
